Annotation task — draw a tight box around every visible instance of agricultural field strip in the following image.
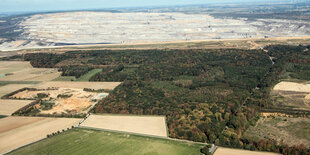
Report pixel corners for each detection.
[0,84,36,97]
[0,68,60,82]
[0,61,61,82]
[33,81,121,90]
[76,69,102,81]
[80,114,168,137]
[0,99,33,115]
[7,128,205,155]
[214,147,279,155]
[0,116,81,154]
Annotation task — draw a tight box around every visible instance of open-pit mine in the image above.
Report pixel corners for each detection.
[0,10,309,51]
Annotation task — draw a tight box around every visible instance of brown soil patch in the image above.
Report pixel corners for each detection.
[11,88,107,115]
[0,116,44,133]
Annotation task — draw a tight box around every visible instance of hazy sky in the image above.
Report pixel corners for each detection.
[0,0,294,13]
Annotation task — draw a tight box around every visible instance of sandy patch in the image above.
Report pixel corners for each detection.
[261,112,290,117]
[0,116,81,154]
[11,88,104,115]
[305,94,310,100]
[81,114,167,137]
[214,147,279,155]
[0,99,33,115]
[273,81,310,92]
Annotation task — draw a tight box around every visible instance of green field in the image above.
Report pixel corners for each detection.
[0,81,40,86]
[52,76,76,81]
[8,128,204,155]
[76,69,102,81]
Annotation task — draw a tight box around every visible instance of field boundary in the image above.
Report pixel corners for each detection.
[91,113,166,117]
[78,126,208,145]
[78,126,168,139]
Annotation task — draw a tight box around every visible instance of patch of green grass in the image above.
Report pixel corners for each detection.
[8,128,204,155]
[175,75,196,80]
[122,68,137,73]
[40,101,55,110]
[152,81,187,92]
[282,121,310,140]
[0,115,7,119]
[52,76,76,81]
[76,69,102,81]
[0,81,40,87]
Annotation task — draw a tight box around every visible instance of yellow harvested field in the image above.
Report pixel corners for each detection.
[81,114,168,137]
[0,84,35,97]
[34,81,121,90]
[0,116,81,154]
[0,68,60,81]
[0,61,61,82]
[0,61,32,74]
[273,81,310,92]
[214,147,279,155]
[0,99,33,115]
[23,71,61,81]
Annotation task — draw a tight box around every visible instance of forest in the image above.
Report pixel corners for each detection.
[22,45,310,154]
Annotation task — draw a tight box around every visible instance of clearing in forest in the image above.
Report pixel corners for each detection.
[271,81,310,111]
[243,116,310,147]
[76,69,102,81]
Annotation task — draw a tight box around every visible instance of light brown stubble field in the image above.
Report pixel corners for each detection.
[34,81,121,90]
[81,114,168,137]
[0,116,81,154]
[0,99,33,115]
[214,147,279,155]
